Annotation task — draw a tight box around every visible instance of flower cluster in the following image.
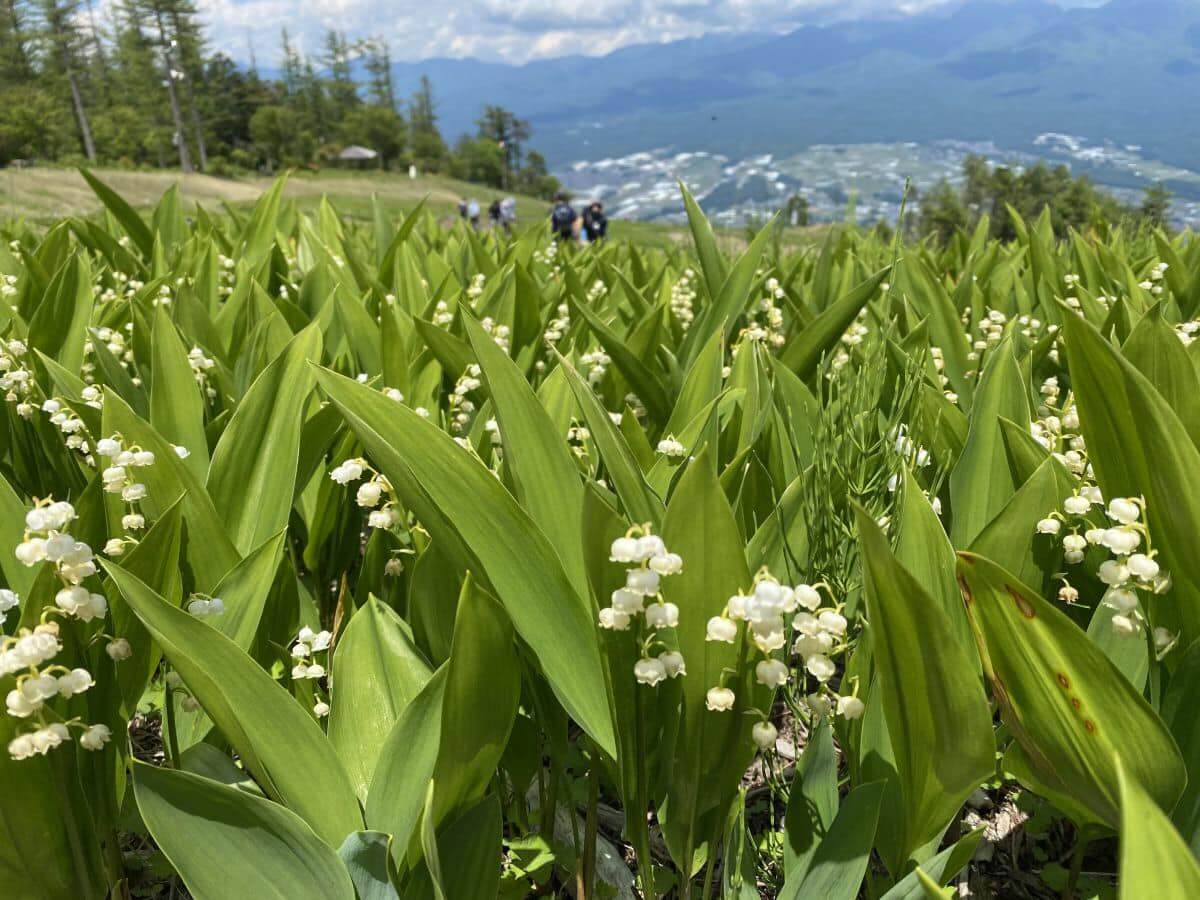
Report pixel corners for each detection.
[1137,262,1169,295]
[5,500,116,760]
[1041,493,1174,647]
[705,573,861,751]
[95,436,155,551]
[330,457,400,530]
[738,276,786,350]
[432,300,454,327]
[290,626,332,681]
[448,364,483,433]
[669,268,697,330]
[580,349,611,387]
[477,316,510,353]
[599,527,685,687]
[656,435,685,458]
[188,346,218,400]
[544,302,571,345]
[466,273,486,301]
[0,338,33,411]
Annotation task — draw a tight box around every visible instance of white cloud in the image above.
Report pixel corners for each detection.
[191,0,1085,66]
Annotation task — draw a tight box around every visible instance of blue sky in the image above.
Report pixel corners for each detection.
[188,0,1106,65]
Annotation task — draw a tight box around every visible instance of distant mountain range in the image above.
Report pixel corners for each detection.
[390,0,1200,173]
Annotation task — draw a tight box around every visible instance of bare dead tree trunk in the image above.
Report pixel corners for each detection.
[61,46,97,162]
[169,9,207,171]
[153,7,192,173]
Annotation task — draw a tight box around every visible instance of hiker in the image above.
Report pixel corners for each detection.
[499,197,517,233]
[488,199,502,229]
[458,199,468,220]
[467,198,481,229]
[550,192,577,242]
[583,200,608,242]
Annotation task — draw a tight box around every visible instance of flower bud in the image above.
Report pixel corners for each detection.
[752,720,778,751]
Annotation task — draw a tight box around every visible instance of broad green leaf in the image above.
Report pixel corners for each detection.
[366,668,448,855]
[80,168,154,257]
[207,324,322,554]
[1064,311,1200,643]
[430,580,519,826]
[881,828,984,900]
[338,832,400,900]
[106,563,363,846]
[331,597,433,800]
[782,716,838,881]
[660,450,753,876]
[956,552,1185,828]
[781,266,890,379]
[150,305,210,478]
[1117,759,1200,900]
[856,507,994,870]
[463,312,587,593]
[780,782,886,900]
[554,350,663,527]
[316,366,616,757]
[1161,639,1200,854]
[949,338,1030,546]
[133,763,355,900]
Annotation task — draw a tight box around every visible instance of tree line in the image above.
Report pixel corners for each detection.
[917,155,1174,243]
[0,2,560,197]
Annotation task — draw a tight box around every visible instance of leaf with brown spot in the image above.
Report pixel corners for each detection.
[956,552,1184,829]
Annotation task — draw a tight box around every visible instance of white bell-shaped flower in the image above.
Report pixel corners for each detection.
[634,657,667,686]
[706,616,738,643]
[705,686,735,711]
[755,658,789,688]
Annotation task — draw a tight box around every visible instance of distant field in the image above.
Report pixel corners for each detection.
[0,165,812,253]
[0,166,550,224]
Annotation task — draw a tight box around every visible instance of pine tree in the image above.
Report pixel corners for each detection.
[361,37,394,110]
[409,74,447,172]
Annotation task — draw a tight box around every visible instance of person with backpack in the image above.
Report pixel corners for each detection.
[499,197,517,233]
[467,198,481,229]
[550,193,577,242]
[583,201,608,242]
[488,199,502,229]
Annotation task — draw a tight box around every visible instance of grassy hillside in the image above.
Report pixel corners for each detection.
[0,165,818,254]
[0,167,547,225]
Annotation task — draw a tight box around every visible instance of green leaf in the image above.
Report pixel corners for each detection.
[430,579,520,827]
[782,716,838,882]
[554,350,663,527]
[463,311,587,593]
[881,828,984,900]
[150,305,211,478]
[331,597,433,800]
[133,763,355,900]
[80,168,154,257]
[207,324,323,554]
[338,832,400,900]
[366,668,448,854]
[315,366,616,757]
[106,562,363,846]
[856,507,994,870]
[660,449,754,876]
[1160,639,1200,854]
[781,266,890,379]
[949,338,1030,546]
[956,552,1185,828]
[1117,758,1200,900]
[781,782,886,900]
[1064,311,1200,643]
